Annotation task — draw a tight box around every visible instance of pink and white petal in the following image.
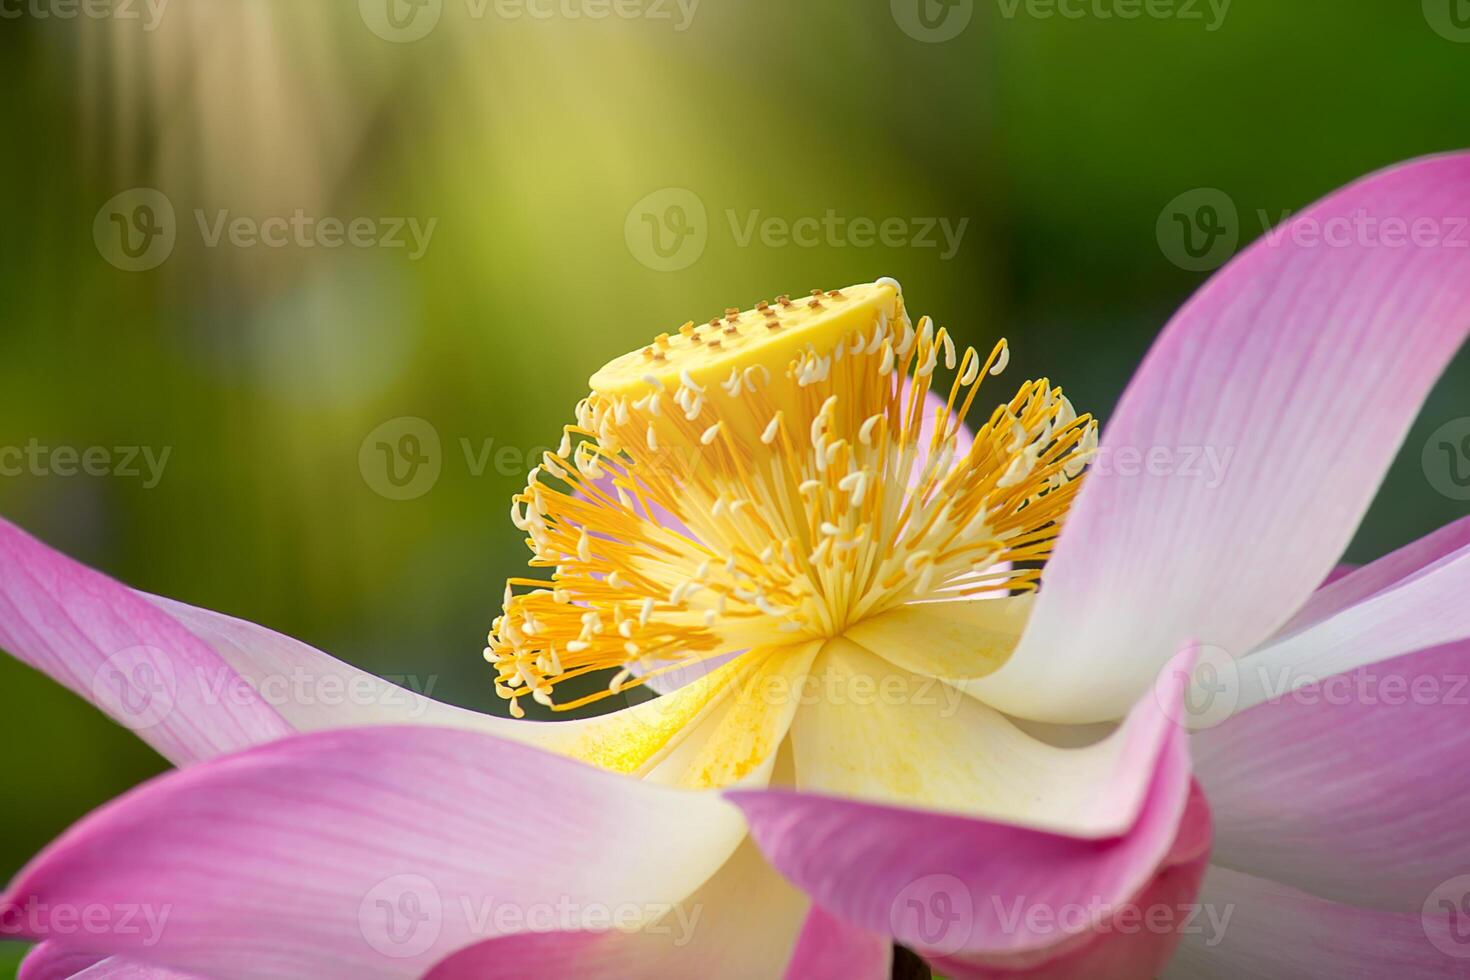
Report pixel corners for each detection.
[788,637,1184,837]
[143,593,527,738]
[1162,866,1470,979]
[727,648,1196,957]
[1193,640,1470,910]
[423,837,810,980]
[17,943,104,980]
[971,152,1470,724]
[1275,514,1470,640]
[0,519,293,765]
[781,906,892,980]
[0,726,747,980]
[1235,533,1470,711]
[34,954,200,980]
[931,785,1211,980]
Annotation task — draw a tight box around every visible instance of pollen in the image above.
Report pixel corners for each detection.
[487,280,1098,715]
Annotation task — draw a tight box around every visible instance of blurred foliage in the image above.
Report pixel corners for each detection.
[1,7,1468,968]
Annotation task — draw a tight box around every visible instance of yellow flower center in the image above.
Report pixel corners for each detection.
[486,280,1096,717]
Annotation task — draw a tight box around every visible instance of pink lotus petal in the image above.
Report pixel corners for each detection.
[423,839,810,979]
[422,931,610,979]
[781,905,891,980]
[1163,866,1470,979]
[20,943,202,980]
[1,726,746,979]
[1273,513,1470,639]
[1237,530,1470,711]
[971,152,1470,723]
[931,785,1211,980]
[727,647,1197,957]
[47,955,197,980]
[0,519,293,765]
[18,943,104,980]
[1193,639,1470,910]
[143,593,535,739]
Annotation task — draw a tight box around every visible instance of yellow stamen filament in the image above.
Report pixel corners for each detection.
[487,282,1097,714]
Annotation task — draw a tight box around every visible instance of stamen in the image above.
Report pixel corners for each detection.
[486,281,1097,711]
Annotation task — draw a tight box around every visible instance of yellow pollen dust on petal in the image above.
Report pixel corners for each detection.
[486,279,1098,716]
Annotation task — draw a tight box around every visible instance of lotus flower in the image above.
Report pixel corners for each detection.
[3,152,1470,980]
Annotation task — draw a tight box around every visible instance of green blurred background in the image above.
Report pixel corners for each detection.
[2,1,1469,971]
